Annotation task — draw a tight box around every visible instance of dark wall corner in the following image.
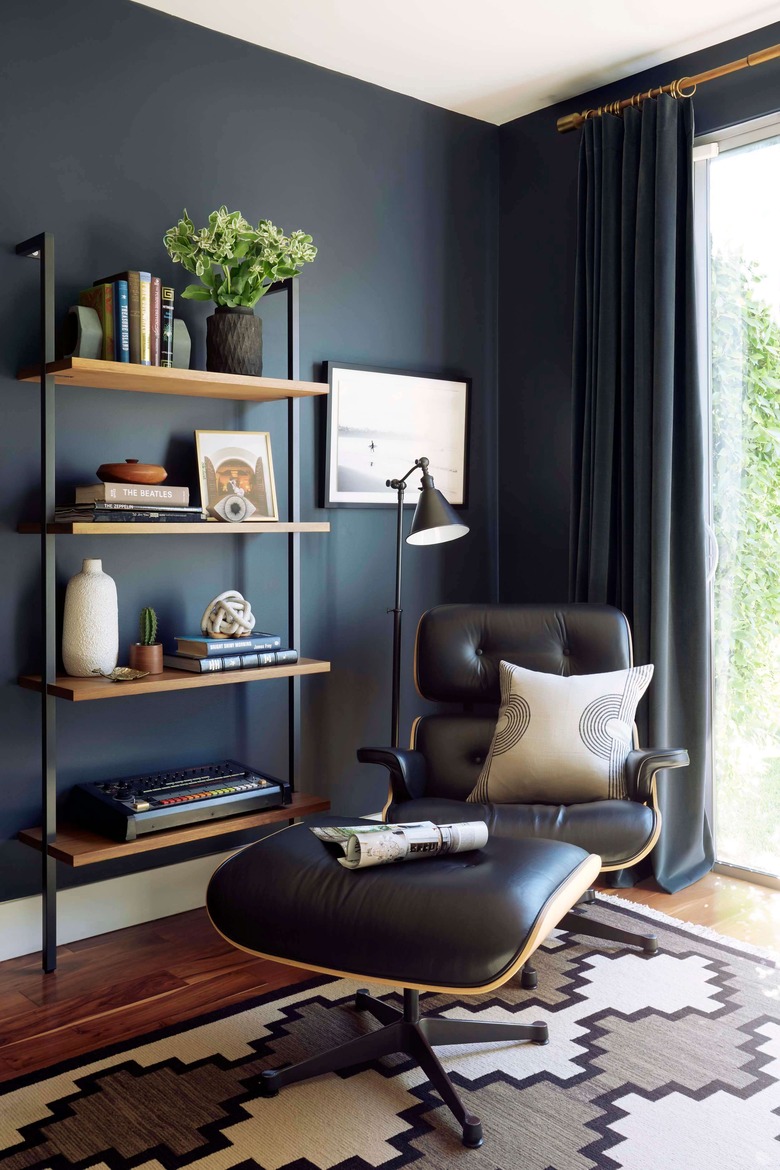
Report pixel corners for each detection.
[0,0,500,905]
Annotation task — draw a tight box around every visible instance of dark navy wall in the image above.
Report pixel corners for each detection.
[498,21,780,603]
[0,0,498,901]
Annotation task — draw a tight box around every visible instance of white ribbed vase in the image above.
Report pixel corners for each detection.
[62,558,119,677]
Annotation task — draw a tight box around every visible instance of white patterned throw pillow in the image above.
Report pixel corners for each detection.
[468,660,654,805]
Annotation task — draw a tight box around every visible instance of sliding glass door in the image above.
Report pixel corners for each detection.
[698,117,780,881]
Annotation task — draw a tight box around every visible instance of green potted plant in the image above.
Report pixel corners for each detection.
[129,606,163,674]
[163,207,317,377]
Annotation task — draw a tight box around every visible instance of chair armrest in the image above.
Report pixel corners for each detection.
[624,748,689,803]
[356,747,428,803]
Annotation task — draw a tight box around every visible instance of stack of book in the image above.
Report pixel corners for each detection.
[55,482,205,524]
[163,632,300,673]
[79,272,175,366]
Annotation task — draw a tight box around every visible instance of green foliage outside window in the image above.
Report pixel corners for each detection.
[711,249,780,870]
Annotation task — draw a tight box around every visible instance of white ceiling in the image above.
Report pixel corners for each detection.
[134,0,780,124]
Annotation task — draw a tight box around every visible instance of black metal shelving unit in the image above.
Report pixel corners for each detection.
[16,231,328,972]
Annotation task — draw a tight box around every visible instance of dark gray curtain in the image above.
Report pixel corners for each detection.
[570,95,714,893]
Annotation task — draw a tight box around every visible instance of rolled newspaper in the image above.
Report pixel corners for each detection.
[310,820,488,870]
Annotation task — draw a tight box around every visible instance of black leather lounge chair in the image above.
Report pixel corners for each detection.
[359,602,689,983]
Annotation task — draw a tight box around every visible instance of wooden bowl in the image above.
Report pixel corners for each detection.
[96,459,167,485]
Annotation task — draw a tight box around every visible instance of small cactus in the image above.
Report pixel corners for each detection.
[139,607,158,646]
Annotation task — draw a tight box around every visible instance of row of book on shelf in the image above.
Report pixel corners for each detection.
[79,270,175,366]
[165,631,298,674]
[55,481,201,524]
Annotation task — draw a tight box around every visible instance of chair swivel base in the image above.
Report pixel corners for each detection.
[559,909,658,954]
[518,891,656,990]
[258,987,549,1148]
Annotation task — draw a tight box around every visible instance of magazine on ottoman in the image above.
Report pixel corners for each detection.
[311,820,488,869]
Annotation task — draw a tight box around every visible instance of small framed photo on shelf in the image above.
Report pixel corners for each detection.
[323,362,470,508]
[195,430,279,522]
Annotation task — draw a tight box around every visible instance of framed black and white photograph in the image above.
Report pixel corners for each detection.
[323,362,470,507]
[195,430,279,522]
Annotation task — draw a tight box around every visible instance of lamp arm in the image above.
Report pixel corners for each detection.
[388,479,405,748]
[385,457,429,748]
[387,456,428,492]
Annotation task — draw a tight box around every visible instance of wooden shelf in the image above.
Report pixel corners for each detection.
[18,792,331,866]
[17,357,326,401]
[19,658,331,702]
[18,520,330,535]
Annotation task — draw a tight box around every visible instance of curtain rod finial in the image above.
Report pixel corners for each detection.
[557,110,586,133]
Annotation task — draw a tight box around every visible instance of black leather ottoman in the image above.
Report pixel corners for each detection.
[207,814,600,1148]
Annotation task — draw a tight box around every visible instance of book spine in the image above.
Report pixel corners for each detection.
[92,510,203,522]
[274,649,299,665]
[102,283,115,360]
[94,502,200,513]
[151,276,161,365]
[165,650,296,672]
[114,281,130,362]
[224,650,296,669]
[112,484,190,505]
[220,653,277,669]
[75,483,190,505]
[162,655,224,673]
[126,272,141,363]
[139,272,151,365]
[176,634,283,655]
[160,287,174,367]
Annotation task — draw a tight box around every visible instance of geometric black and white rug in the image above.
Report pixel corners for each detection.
[1,896,778,1170]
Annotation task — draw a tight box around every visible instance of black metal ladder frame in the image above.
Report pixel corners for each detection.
[18,234,305,972]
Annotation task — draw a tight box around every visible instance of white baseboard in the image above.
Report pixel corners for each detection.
[0,850,235,963]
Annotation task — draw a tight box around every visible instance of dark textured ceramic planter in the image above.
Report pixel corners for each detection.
[206,306,263,377]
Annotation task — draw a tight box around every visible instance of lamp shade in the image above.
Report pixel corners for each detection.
[407,472,469,546]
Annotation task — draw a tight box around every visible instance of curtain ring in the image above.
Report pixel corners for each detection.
[674,77,697,98]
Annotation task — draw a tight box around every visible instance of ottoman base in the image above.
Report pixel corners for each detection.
[258,987,549,1149]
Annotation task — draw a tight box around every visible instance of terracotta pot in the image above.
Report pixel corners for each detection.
[206,306,263,376]
[129,642,163,674]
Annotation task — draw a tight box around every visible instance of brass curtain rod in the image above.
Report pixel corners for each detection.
[556,41,780,133]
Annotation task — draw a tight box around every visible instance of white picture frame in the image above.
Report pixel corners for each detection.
[323,362,470,507]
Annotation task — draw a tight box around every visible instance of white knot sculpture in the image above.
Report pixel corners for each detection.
[201,590,255,638]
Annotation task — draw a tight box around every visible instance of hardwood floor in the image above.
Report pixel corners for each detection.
[0,872,777,1085]
[0,912,314,1083]
[599,870,780,955]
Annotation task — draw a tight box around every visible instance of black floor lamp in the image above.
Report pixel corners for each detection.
[387,457,469,747]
